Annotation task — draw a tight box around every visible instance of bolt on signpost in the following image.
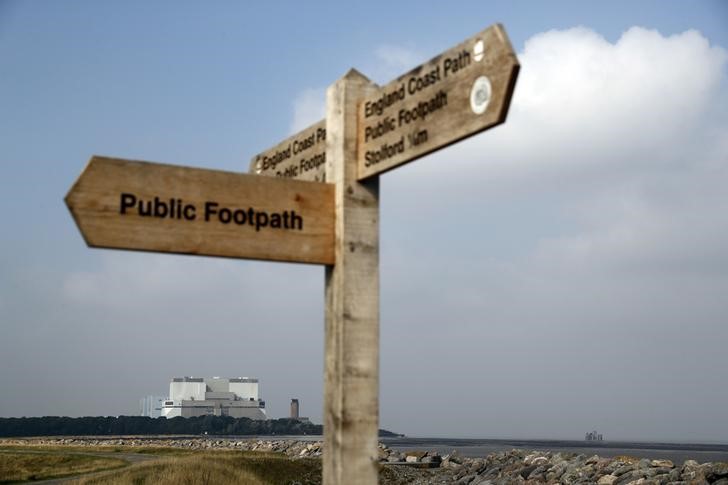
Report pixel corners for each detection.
[67,23,518,485]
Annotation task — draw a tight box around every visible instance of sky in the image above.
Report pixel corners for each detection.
[1,1,727,442]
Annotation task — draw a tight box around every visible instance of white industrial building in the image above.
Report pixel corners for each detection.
[139,395,166,418]
[160,376,267,419]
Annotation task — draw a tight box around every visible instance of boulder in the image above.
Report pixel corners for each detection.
[597,475,618,485]
[519,464,539,479]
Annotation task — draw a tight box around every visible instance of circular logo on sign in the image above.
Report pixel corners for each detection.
[470,76,491,114]
[473,39,485,62]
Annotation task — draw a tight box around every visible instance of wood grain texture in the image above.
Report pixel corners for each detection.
[357,23,519,180]
[323,70,380,485]
[66,156,334,264]
[250,120,328,182]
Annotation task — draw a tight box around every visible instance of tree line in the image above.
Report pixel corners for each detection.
[0,416,322,437]
[0,416,402,437]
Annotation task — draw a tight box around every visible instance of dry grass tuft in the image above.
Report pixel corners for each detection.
[69,451,321,485]
[0,452,127,483]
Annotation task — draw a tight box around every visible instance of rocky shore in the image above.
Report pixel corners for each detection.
[3,437,727,484]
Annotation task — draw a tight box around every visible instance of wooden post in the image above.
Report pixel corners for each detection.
[324,69,380,484]
[63,26,519,484]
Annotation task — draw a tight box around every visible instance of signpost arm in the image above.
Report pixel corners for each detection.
[324,69,380,485]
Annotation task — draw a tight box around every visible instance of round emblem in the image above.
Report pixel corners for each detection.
[470,76,491,114]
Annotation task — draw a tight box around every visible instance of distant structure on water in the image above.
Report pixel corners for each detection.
[160,376,267,419]
[585,430,604,441]
[139,395,165,418]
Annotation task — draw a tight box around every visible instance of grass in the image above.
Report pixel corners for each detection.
[0,451,128,483]
[0,447,322,484]
[0,444,196,456]
[0,446,406,484]
[68,451,322,485]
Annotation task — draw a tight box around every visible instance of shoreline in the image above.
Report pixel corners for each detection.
[2,437,727,484]
[4,434,727,463]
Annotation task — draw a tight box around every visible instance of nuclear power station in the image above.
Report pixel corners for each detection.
[159,376,267,419]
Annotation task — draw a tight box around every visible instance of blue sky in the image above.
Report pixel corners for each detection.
[1,1,727,441]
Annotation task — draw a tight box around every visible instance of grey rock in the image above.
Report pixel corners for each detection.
[421,455,442,465]
[527,464,550,479]
[480,467,500,479]
[448,450,463,464]
[706,462,728,479]
[604,461,626,474]
[616,471,641,485]
[614,464,636,476]
[518,464,538,478]
[546,461,569,481]
[667,468,681,481]
[597,475,618,485]
[586,454,601,465]
[561,470,582,483]
[680,466,706,482]
[454,468,470,480]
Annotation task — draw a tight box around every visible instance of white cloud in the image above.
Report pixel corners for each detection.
[375,27,728,439]
[289,88,326,133]
[445,27,726,177]
[502,27,728,275]
[391,27,728,274]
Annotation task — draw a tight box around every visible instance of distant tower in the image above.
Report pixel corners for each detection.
[290,399,300,419]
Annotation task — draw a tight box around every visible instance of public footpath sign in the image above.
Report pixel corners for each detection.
[66,22,518,485]
[250,23,518,183]
[357,23,519,180]
[251,119,327,182]
[65,156,335,265]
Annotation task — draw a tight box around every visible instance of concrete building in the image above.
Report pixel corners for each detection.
[139,395,165,418]
[161,376,267,419]
[289,398,310,423]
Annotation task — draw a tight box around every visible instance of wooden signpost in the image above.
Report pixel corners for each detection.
[358,23,519,180]
[65,156,335,265]
[66,22,519,485]
[250,119,327,182]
